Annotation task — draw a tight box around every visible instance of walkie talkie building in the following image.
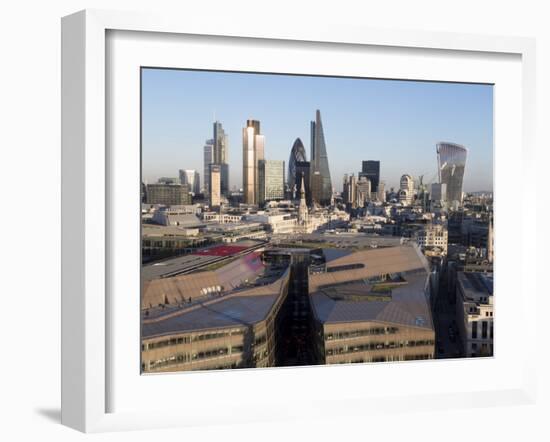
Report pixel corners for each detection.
[437,142,468,207]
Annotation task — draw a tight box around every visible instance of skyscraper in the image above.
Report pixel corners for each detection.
[213,121,230,195]
[310,110,333,206]
[258,160,285,205]
[242,119,265,205]
[209,164,221,207]
[360,160,380,193]
[437,142,468,207]
[203,139,214,196]
[288,138,307,197]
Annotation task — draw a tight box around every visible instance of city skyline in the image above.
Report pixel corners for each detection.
[142,68,493,192]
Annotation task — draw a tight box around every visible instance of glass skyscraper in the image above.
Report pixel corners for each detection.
[360,160,380,193]
[437,142,468,206]
[288,137,307,197]
[310,110,332,206]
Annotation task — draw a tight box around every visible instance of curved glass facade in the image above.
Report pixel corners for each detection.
[437,142,467,206]
[288,137,307,197]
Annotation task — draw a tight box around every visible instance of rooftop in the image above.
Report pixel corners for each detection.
[309,245,433,330]
[142,266,290,339]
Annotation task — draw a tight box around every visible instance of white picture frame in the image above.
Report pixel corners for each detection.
[61,9,538,433]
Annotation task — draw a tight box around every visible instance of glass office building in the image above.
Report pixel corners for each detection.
[288,137,307,197]
[437,142,468,206]
[310,110,333,206]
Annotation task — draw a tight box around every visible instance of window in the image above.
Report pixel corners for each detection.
[482,321,488,339]
[490,323,494,339]
[472,322,478,339]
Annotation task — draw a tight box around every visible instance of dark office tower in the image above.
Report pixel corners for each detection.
[310,110,333,206]
[213,121,229,195]
[360,160,380,193]
[295,161,311,205]
[437,142,468,207]
[288,138,307,197]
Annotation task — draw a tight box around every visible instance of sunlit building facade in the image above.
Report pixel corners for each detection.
[437,142,468,207]
[310,110,333,206]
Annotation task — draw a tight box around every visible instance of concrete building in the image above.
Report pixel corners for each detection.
[356,176,371,207]
[415,223,448,255]
[456,272,494,357]
[146,183,192,206]
[309,245,435,364]
[209,164,221,207]
[259,159,285,205]
[399,174,414,205]
[152,206,202,226]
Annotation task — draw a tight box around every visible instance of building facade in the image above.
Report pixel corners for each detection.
[146,183,192,206]
[310,110,333,206]
[209,164,221,207]
[242,119,265,205]
[203,139,214,196]
[360,160,380,193]
[437,142,468,207]
[288,137,307,198]
[259,159,285,205]
[399,174,414,205]
[456,271,494,357]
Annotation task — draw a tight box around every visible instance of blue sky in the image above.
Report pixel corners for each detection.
[142,68,493,192]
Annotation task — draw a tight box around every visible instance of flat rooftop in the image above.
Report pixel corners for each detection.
[309,245,433,330]
[458,272,494,298]
[142,239,265,281]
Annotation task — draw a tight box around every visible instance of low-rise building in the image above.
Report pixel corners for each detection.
[456,271,494,357]
[308,245,435,364]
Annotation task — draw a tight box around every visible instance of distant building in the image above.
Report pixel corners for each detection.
[242,119,265,205]
[146,183,191,206]
[258,160,285,205]
[399,174,414,205]
[356,176,371,206]
[310,110,333,206]
[179,169,200,195]
[360,160,380,193]
[377,181,386,203]
[213,121,230,195]
[152,205,202,226]
[288,138,307,198]
[437,142,467,207]
[209,164,221,207]
[295,161,311,204]
[456,272,494,357]
[203,139,214,195]
[415,224,448,254]
[157,177,180,185]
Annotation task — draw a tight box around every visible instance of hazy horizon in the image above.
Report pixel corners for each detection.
[142,68,493,193]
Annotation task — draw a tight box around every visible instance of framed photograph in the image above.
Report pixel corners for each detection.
[61,9,537,433]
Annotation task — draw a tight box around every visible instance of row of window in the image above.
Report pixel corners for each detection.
[325,326,399,341]
[147,346,244,370]
[332,354,432,364]
[471,321,493,339]
[326,340,435,356]
[143,329,245,350]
